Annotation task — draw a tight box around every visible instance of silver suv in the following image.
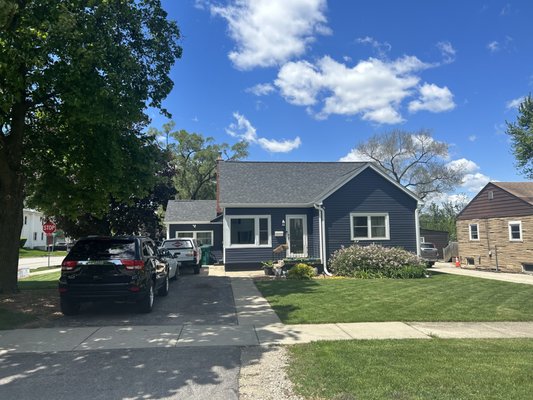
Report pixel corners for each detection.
[161,238,202,274]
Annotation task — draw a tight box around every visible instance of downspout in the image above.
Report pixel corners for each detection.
[314,203,332,276]
[166,223,170,240]
[415,204,421,256]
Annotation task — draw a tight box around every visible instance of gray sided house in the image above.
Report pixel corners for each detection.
[165,161,422,269]
[164,200,223,262]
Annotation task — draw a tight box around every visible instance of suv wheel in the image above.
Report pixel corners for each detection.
[60,298,80,316]
[138,280,155,313]
[157,273,169,296]
[193,264,201,274]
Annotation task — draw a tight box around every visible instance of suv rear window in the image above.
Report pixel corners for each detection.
[420,243,435,249]
[163,239,193,249]
[68,239,136,260]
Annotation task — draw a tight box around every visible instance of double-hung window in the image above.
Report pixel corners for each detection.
[469,224,479,240]
[509,221,522,241]
[228,216,271,247]
[350,213,389,240]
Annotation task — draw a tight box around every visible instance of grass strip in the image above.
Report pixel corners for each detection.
[288,339,533,400]
[256,273,533,323]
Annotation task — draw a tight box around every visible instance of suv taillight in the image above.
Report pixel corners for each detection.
[193,250,197,257]
[61,260,78,270]
[121,259,144,270]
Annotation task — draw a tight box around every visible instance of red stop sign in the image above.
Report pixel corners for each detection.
[43,221,56,234]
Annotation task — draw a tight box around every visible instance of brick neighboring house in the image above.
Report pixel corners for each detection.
[456,182,533,273]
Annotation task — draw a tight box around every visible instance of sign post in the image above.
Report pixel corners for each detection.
[42,221,57,268]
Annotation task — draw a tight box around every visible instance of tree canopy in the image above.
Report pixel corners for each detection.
[419,200,467,241]
[354,130,465,199]
[0,0,182,292]
[506,95,533,179]
[149,123,249,200]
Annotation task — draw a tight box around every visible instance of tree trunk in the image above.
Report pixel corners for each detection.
[0,169,24,293]
[0,101,26,293]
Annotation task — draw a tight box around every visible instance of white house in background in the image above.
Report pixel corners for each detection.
[21,208,47,249]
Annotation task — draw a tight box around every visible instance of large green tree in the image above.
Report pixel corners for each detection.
[506,95,533,178]
[151,123,249,200]
[54,145,177,240]
[0,1,181,292]
[353,130,465,199]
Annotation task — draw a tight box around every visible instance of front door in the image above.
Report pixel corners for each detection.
[286,215,307,257]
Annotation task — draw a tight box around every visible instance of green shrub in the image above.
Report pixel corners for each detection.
[329,244,426,279]
[287,263,316,280]
[20,238,27,248]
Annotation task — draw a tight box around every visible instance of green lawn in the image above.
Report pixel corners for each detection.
[18,271,60,290]
[255,273,533,323]
[288,339,533,400]
[0,272,60,330]
[19,248,67,258]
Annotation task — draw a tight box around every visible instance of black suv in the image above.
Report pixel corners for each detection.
[58,236,169,315]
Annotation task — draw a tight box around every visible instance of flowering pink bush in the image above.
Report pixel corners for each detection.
[329,244,426,278]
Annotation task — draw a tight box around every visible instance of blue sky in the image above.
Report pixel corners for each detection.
[153,0,533,202]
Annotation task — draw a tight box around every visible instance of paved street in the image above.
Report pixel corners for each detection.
[0,347,241,400]
[18,256,65,270]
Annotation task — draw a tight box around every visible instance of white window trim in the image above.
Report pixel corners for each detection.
[224,215,271,248]
[350,213,390,240]
[508,221,523,241]
[469,223,480,241]
[175,231,213,246]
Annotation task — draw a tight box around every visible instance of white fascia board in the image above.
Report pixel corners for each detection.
[164,221,222,224]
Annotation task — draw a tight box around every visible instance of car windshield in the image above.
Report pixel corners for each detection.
[421,243,435,249]
[68,239,136,260]
[163,240,193,249]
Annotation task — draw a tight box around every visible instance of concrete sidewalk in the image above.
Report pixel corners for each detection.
[433,262,533,285]
[3,273,533,354]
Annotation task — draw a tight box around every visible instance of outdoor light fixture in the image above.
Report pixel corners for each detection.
[281,219,285,227]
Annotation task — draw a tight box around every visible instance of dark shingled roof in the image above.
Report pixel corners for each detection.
[165,200,218,223]
[218,161,367,205]
[492,182,533,206]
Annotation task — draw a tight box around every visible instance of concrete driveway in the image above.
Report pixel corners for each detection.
[50,270,238,328]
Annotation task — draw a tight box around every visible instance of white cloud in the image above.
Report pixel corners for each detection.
[468,135,477,142]
[436,41,456,64]
[487,41,500,52]
[226,112,301,153]
[447,158,479,174]
[246,83,276,96]
[461,172,491,193]
[356,36,391,59]
[506,96,525,109]
[338,149,374,162]
[408,83,455,113]
[210,0,329,70]
[447,158,491,194]
[276,55,439,124]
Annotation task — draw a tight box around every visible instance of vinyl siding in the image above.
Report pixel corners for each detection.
[457,183,533,220]
[224,207,317,265]
[323,167,418,260]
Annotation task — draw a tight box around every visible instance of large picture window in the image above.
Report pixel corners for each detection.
[228,216,271,247]
[350,213,389,240]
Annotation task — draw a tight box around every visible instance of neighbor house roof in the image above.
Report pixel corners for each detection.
[164,200,218,223]
[492,182,533,206]
[217,161,420,206]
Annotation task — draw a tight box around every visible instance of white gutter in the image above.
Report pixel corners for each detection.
[415,205,421,256]
[314,203,332,276]
[166,223,170,240]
